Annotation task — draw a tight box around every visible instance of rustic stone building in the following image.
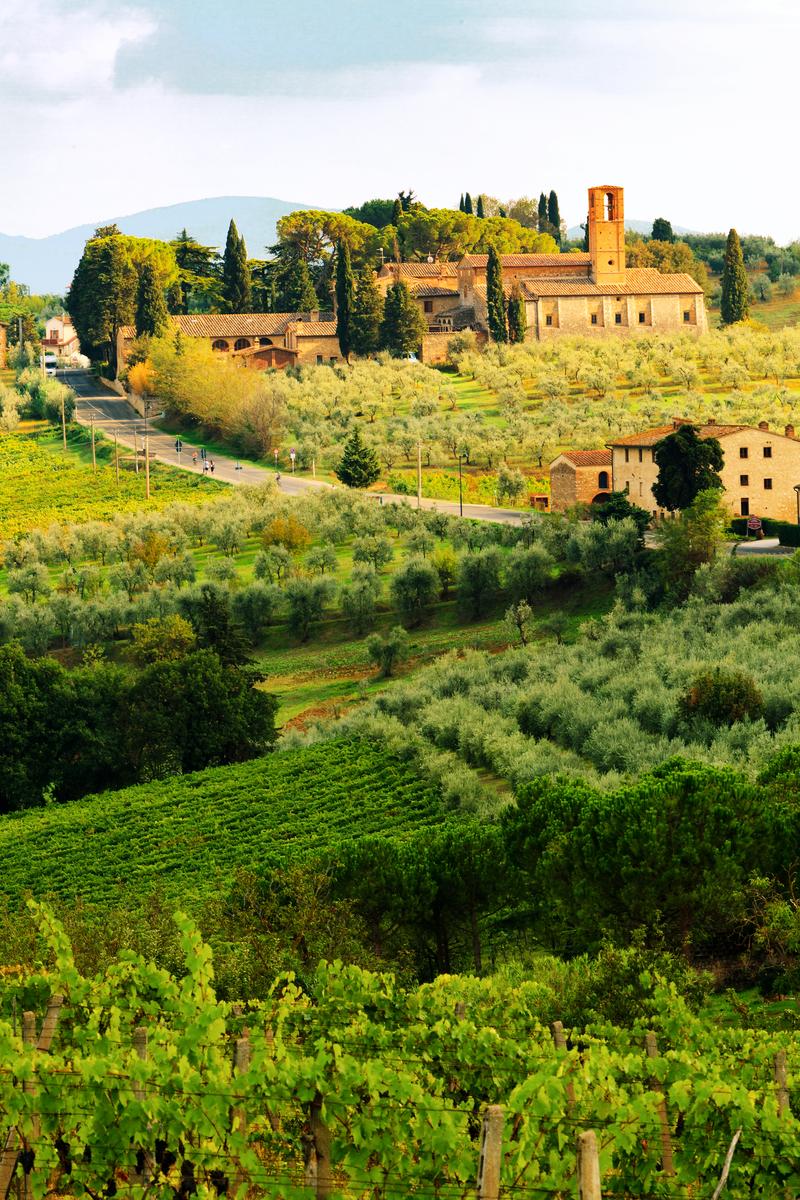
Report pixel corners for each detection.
[549,450,613,511]
[610,418,800,522]
[117,311,340,372]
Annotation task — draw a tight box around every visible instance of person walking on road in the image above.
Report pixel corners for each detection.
[275,472,281,486]
[192,451,198,467]
[203,459,209,474]
[209,459,216,475]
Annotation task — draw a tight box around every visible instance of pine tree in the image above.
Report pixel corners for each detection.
[548,191,561,244]
[486,245,507,343]
[351,267,384,356]
[380,281,427,355]
[171,228,219,312]
[498,206,507,219]
[221,219,251,313]
[476,195,485,219]
[134,262,168,338]
[720,228,750,325]
[464,192,474,215]
[651,217,675,243]
[538,193,548,233]
[335,427,381,488]
[280,255,319,311]
[335,241,355,361]
[507,283,527,344]
[391,198,403,226]
[459,194,465,213]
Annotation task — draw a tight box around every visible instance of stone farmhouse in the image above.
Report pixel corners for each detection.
[396,185,707,360]
[552,418,800,522]
[609,418,800,522]
[117,312,340,372]
[549,450,613,512]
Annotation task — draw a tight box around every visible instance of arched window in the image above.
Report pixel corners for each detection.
[234,338,250,350]
[212,339,229,351]
[604,192,615,221]
[598,470,609,489]
[259,337,273,346]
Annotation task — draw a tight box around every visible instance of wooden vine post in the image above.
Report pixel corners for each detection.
[0,995,63,1200]
[551,1020,576,1112]
[232,1033,251,1194]
[775,1050,789,1117]
[308,1093,331,1200]
[645,1032,674,1176]
[577,1129,602,1200]
[477,1106,504,1200]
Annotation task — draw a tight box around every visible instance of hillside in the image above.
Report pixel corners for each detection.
[0,195,322,294]
[0,740,448,907]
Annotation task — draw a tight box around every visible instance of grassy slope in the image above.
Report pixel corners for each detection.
[0,741,448,908]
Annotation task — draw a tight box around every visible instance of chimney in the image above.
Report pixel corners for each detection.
[786,424,796,438]
[310,310,320,322]
[759,420,769,431]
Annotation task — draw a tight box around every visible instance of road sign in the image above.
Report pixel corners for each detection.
[747,517,762,530]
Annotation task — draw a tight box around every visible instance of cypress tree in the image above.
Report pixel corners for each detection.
[476,195,485,219]
[351,267,384,356]
[380,281,427,355]
[499,206,507,219]
[464,192,474,216]
[221,219,251,312]
[391,198,403,226]
[548,190,561,244]
[582,217,590,253]
[538,192,548,232]
[486,245,507,343]
[166,278,183,314]
[335,427,381,488]
[134,262,168,338]
[459,194,465,213]
[335,240,355,361]
[720,228,750,325]
[507,283,527,344]
[281,255,319,311]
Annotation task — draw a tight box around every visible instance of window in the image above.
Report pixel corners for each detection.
[741,499,750,516]
[764,446,772,458]
[739,447,749,459]
[598,471,609,489]
[330,357,337,364]
[316,355,323,365]
[545,314,553,326]
[740,474,749,486]
[234,338,250,350]
[259,337,273,346]
[615,313,622,325]
[764,478,773,490]
[590,313,598,325]
[683,310,691,323]
[638,312,646,324]
[638,448,643,463]
[624,448,630,463]
[423,300,433,313]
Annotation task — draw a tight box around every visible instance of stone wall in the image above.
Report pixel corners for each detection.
[550,459,612,512]
[293,334,342,366]
[528,293,708,340]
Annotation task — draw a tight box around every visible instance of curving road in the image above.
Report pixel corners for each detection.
[63,370,524,525]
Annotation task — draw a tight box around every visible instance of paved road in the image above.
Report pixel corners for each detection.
[64,370,525,525]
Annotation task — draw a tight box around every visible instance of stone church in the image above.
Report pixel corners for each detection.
[420,185,707,354]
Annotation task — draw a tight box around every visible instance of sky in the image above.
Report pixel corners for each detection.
[1,0,797,241]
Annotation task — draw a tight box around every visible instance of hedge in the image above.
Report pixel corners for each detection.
[729,516,800,547]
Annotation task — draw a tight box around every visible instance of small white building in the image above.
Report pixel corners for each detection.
[42,314,80,360]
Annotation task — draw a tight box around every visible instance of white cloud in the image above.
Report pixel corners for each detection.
[0,1,155,96]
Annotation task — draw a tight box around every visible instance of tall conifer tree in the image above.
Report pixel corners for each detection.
[486,245,507,343]
[391,198,403,226]
[537,193,548,232]
[464,192,474,215]
[720,228,750,325]
[134,262,168,338]
[380,281,426,354]
[280,255,319,311]
[222,219,251,313]
[335,241,355,361]
[476,195,485,219]
[548,191,561,244]
[459,194,465,212]
[507,283,527,344]
[351,267,384,356]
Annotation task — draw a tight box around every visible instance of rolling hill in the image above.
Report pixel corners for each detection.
[0,195,323,295]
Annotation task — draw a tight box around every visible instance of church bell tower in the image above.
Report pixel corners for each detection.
[588,185,626,286]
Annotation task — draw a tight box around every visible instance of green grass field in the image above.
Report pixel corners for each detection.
[0,740,448,908]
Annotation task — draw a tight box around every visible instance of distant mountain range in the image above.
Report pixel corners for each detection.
[0,196,320,296]
[0,197,696,296]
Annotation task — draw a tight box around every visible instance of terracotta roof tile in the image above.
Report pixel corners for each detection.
[460,252,591,268]
[609,422,748,447]
[378,262,458,279]
[519,269,704,297]
[411,285,460,298]
[557,449,613,467]
[287,321,338,336]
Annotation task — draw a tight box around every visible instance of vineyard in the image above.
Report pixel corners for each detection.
[0,741,448,907]
[2,905,800,1200]
[0,430,221,538]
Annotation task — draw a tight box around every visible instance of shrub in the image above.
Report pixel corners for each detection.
[130,614,197,665]
[366,626,409,678]
[679,667,764,727]
[262,515,312,552]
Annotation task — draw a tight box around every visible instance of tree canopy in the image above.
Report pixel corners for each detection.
[652,423,724,511]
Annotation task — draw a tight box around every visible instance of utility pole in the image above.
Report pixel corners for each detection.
[113,429,120,485]
[60,392,67,451]
[458,454,463,517]
[90,411,96,474]
[417,440,422,510]
[144,403,151,501]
